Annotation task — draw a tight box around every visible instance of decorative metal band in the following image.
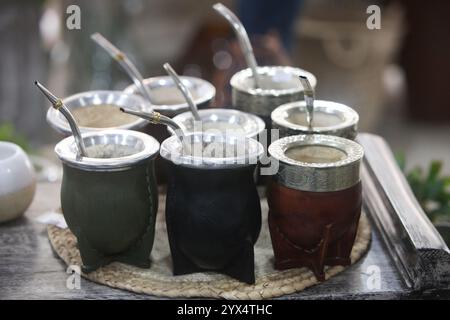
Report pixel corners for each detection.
[152,111,161,124]
[230,66,317,116]
[269,134,364,192]
[54,99,63,110]
[274,160,361,192]
[232,89,304,117]
[115,52,125,61]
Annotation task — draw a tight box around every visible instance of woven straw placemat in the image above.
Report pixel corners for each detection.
[48,196,371,299]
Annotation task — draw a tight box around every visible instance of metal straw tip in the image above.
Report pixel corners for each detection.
[163,63,178,77]
[90,33,109,45]
[163,63,177,77]
[34,80,46,91]
[299,75,313,92]
[34,80,59,106]
[212,3,234,18]
[90,32,101,40]
[120,107,141,118]
[213,3,224,10]
[163,63,174,75]
[120,107,137,117]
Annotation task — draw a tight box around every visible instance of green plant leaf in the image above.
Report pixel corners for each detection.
[397,154,450,225]
[395,152,406,171]
[427,161,442,182]
[0,122,30,152]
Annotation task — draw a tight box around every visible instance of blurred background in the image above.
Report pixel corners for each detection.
[0,0,449,180]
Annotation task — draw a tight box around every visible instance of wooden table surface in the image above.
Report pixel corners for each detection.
[2,181,434,300]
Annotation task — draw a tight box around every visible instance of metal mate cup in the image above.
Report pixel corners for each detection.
[230,66,317,128]
[160,133,264,284]
[46,90,150,135]
[125,76,216,184]
[271,100,359,140]
[169,108,265,140]
[124,76,216,118]
[267,134,364,281]
[55,129,160,272]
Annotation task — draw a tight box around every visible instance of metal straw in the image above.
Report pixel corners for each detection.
[213,3,261,88]
[163,63,201,121]
[34,81,87,158]
[299,76,315,130]
[120,108,190,152]
[91,33,155,105]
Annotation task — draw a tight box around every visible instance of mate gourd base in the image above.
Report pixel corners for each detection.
[267,180,362,281]
[164,162,261,284]
[61,161,158,273]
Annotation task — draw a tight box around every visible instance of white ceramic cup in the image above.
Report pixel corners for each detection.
[0,142,36,223]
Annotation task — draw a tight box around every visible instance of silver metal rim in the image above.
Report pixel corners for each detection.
[268,134,364,192]
[230,66,317,96]
[124,76,216,114]
[271,100,359,133]
[46,90,149,135]
[269,134,363,168]
[55,129,160,171]
[160,133,264,169]
[169,108,266,139]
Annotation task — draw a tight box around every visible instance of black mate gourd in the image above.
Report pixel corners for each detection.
[161,133,264,284]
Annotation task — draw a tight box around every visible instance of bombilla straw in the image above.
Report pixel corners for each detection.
[120,108,189,152]
[34,81,87,158]
[91,33,155,105]
[163,63,201,121]
[299,76,315,130]
[213,3,261,88]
